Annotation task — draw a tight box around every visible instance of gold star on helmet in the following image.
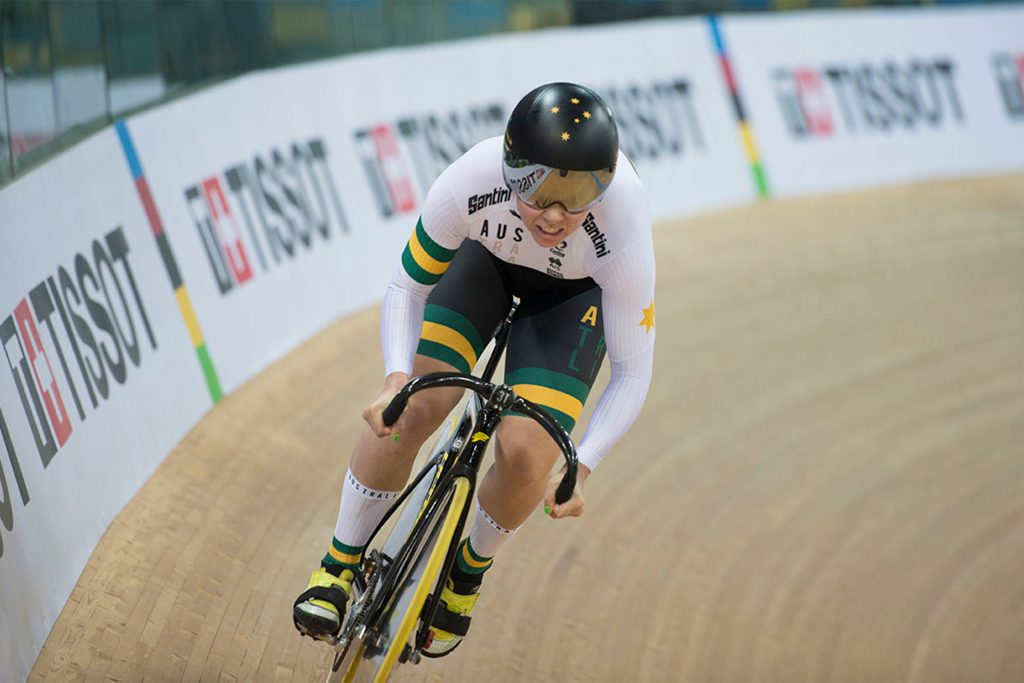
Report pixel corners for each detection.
[574,118,580,123]
[583,111,591,119]
[571,98,580,104]
[561,132,570,141]
[551,106,560,114]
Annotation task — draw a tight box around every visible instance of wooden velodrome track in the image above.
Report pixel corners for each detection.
[29,174,1024,683]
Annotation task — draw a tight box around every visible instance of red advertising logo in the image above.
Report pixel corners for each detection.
[774,67,835,139]
[353,124,417,218]
[202,177,254,286]
[371,125,417,215]
[794,68,834,136]
[13,301,72,448]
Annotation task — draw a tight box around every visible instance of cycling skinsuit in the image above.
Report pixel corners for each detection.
[380,136,655,472]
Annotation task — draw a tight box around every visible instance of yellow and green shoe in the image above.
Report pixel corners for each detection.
[422,579,480,658]
[293,566,354,640]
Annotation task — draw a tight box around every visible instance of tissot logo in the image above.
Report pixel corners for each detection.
[602,79,705,161]
[505,169,545,197]
[183,138,348,296]
[0,227,156,557]
[355,103,505,219]
[993,53,1024,121]
[773,59,965,138]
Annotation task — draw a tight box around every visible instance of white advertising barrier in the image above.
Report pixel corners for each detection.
[125,16,752,395]
[720,6,1024,197]
[0,129,213,682]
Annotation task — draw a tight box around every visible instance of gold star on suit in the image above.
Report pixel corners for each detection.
[640,300,656,333]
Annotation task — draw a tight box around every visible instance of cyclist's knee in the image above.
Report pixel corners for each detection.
[401,393,451,437]
[402,354,464,435]
[494,418,560,489]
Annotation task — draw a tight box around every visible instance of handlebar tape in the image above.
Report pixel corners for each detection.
[381,394,408,427]
[554,470,576,505]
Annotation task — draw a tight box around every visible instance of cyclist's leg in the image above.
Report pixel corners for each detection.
[478,418,563,528]
[348,353,467,492]
[480,278,606,541]
[296,240,509,638]
[351,239,514,492]
[424,280,607,655]
[294,351,464,640]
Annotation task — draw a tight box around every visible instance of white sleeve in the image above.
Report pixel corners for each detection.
[381,170,466,376]
[576,237,656,471]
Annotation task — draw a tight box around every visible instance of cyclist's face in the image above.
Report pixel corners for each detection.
[516,197,589,248]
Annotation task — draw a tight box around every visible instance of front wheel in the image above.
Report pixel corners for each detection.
[369,476,470,682]
[332,476,469,683]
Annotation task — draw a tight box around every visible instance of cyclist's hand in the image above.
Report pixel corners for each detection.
[544,463,591,519]
[362,372,409,438]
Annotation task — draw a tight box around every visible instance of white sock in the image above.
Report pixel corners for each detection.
[467,498,517,559]
[323,469,402,568]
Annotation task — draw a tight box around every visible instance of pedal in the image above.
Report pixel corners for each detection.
[297,624,342,647]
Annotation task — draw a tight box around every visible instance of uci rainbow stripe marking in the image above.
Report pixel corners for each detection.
[115,120,223,402]
[707,16,770,198]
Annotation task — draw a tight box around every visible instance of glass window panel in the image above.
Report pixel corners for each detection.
[50,1,107,134]
[448,1,505,39]
[0,59,11,183]
[103,0,165,114]
[390,0,450,46]
[3,0,57,170]
[157,0,235,91]
[326,0,356,56]
[349,0,389,53]
[221,1,270,74]
[270,0,332,65]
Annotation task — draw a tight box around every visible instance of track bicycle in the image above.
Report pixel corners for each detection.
[309,301,579,682]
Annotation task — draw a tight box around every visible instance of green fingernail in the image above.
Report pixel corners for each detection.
[392,433,400,442]
[544,504,551,515]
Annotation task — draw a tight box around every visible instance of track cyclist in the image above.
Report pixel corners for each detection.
[293,82,656,657]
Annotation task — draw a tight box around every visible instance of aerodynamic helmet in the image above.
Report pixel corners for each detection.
[502,82,618,213]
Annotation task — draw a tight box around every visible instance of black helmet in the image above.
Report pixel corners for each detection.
[503,82,618,213]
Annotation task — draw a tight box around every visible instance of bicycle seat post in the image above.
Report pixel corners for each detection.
[480,300,518,383]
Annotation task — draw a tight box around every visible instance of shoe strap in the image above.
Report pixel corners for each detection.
[294,585,350,611]
[430,599,471,636]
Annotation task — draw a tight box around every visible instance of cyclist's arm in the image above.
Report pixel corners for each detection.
[381,170,467,377]
[576,237,656,472]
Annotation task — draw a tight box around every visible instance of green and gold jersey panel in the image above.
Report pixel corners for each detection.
[401,217,459,285]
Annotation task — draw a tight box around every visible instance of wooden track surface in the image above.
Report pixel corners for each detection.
[30,174,1024,682]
